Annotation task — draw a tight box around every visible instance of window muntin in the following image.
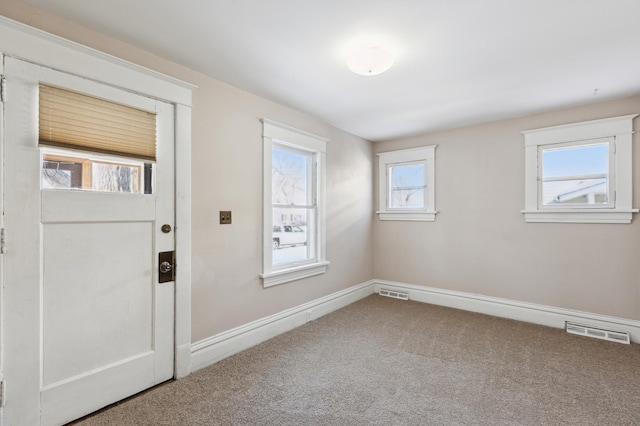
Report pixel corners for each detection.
[539,140,612,208]
[388,161,426,210]
[271,145,316,268]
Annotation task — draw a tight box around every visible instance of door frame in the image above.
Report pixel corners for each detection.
[0,16,194,424]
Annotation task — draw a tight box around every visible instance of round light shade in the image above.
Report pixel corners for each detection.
[347,45,395,76]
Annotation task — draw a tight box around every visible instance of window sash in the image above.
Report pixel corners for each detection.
[271,144,314,206]
[387,160,427,210]
[271,144,318,270]
[537,139,614,209]
[271,205,316,268]
[39,84,157,161]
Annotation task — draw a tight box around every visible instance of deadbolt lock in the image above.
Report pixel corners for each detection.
[158,251,176,283]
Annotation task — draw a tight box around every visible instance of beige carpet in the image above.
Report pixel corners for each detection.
[73,295,640,425]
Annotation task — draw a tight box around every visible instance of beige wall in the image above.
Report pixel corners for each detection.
[2,0,637,336]
[374,96,640,320]
[0,1,374,342]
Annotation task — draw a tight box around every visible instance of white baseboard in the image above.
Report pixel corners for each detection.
[190,280,376,371]
[190,278,640,373]
[374,279,640,343]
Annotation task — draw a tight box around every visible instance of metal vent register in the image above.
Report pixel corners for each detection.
[379,289,409,301]
[565,322,630,344]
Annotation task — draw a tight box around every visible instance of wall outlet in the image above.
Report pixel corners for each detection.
[220,211,232,224]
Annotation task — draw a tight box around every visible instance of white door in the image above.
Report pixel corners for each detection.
[2,57,175,426]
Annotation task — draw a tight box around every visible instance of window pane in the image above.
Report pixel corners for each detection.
[541,143,608,206]
[388,163,425,209]
[542,178,608,205]
[42,151,148,194]
[91,162,140,193]
[43,160,82,189]
[42,168,73,189]
[272,147,312,205]
[272,207,314,266]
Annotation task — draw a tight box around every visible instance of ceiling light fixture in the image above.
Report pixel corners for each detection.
[347,44,395,76]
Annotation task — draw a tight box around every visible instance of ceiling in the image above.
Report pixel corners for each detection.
[24,0,640,141]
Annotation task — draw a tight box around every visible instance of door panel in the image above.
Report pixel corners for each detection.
[2,56,175,426]
[42,221,154,387]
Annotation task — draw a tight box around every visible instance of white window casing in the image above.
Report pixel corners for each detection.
[260,119,329,287]
[522,114,638,224]
[377,146,437,221]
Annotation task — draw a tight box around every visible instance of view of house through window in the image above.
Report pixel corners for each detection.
[271,144,315,266]
[388,162,426,209]
[540,142,609,207]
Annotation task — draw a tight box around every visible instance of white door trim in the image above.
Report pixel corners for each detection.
[0,16,193,424]
[0,16,193,105]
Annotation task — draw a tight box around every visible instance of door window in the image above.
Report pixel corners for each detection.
[42,150,153,194]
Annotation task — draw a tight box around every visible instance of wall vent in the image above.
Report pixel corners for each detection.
[565,321,630,344]
[379,289,409,301]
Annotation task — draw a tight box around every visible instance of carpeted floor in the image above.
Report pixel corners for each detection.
[72,295,640,425]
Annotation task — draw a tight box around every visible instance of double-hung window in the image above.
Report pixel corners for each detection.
[523,115,638,223]
[377,146,437,221]
[260,119,329,287]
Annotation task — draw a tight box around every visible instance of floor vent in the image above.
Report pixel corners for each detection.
[565,322,630,344]
[379,289,409,301]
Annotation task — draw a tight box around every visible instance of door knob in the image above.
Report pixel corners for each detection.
[159,261,173,274]
[158,251,175,283]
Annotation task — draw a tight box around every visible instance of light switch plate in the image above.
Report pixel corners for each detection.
[220,211,232,224]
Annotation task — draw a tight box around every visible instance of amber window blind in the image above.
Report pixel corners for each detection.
[39,85,157,161]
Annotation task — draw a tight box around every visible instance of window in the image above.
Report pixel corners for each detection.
[42,150,152,194]
[377,146,437,221]
[271,145,313,263]
[540,141,611,207]
[523,115,638,223]
[260,119,329,287]
[39,84,157,194]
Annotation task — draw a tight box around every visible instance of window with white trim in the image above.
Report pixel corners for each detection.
[260,119,329,287]
[522,114,638,223]
[377,146,437,221]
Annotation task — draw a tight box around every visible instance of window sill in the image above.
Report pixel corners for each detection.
[260,261,330,288]
[377,211,437,222]
[522,209,638,224]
